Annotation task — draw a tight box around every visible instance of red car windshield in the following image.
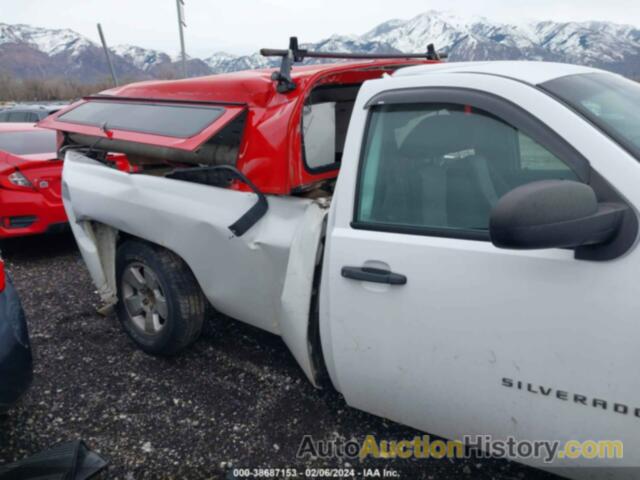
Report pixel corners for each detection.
[0,130,56,155]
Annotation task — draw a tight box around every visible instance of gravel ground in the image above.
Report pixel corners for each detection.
[0,232,558,479]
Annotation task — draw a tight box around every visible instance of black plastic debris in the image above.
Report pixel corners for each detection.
[0,440,108,480]
[0,272,33,414]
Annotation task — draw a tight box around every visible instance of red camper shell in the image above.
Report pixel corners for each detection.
[40,47,440,195]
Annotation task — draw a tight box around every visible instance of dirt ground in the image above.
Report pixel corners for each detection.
[0,232,557,479]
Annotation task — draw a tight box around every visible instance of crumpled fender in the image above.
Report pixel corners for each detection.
[62,150,330,384]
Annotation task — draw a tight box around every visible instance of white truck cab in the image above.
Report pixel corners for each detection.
[321,62,640,477]
[55,61,640,477]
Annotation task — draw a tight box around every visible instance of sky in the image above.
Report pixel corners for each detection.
[2,0,640,58]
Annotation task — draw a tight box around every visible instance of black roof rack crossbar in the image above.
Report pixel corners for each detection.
[261,36,446,93]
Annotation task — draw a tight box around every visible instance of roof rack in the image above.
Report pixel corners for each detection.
[260,36,447,93]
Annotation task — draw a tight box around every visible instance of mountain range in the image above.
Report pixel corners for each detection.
[1,11,639,84]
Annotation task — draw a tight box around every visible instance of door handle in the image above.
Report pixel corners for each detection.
[341,266,407,285]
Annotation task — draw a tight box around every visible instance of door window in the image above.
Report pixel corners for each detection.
[355,104,579,236]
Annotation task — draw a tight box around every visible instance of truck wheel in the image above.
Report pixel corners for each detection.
[115,240,205,355]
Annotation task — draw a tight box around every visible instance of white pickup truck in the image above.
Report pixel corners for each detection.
[43,59,640,477]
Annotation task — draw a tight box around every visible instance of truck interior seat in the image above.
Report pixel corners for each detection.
[445,154,499,229]
[397,111,506,230]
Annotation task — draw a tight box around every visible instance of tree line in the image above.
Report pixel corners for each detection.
[0,74,120,102]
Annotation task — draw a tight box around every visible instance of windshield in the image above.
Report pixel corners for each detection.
[542,73,640,161]
[0,130,57,155]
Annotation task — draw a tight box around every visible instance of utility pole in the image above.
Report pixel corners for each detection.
[176,0,187,78]
[97,23,119,86]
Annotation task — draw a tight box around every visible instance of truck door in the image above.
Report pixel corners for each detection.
[322,87,640,469]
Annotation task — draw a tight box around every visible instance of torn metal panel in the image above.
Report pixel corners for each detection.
[62,151,327,348]
[279,201,329,386]
[62,181,118,311]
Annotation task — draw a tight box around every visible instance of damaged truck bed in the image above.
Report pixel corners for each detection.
[63,150,328,383]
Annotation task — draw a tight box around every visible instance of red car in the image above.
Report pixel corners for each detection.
[0,123,66,238]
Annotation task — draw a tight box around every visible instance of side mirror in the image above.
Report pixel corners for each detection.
[490,180,627,250]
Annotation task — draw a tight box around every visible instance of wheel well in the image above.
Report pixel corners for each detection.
[116,230,134,247]
[116,225,332,386]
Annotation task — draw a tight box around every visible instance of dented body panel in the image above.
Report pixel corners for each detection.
[63,151,327,382]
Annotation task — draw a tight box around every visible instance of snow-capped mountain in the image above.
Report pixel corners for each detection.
[1,12,639,84]
[111,44,171,71]
[204,51,270,73]
[356,11,640,68]
[0,23,94,57]
[0,23,145,81]
[206,12,640,77]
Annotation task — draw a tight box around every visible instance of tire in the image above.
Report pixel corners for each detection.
[115,239,205,355]
[201,301,222,338]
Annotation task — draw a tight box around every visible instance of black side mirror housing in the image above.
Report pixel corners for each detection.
[490,180,627,251]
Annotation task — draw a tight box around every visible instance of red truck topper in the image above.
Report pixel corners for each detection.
[40,38,443,195]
